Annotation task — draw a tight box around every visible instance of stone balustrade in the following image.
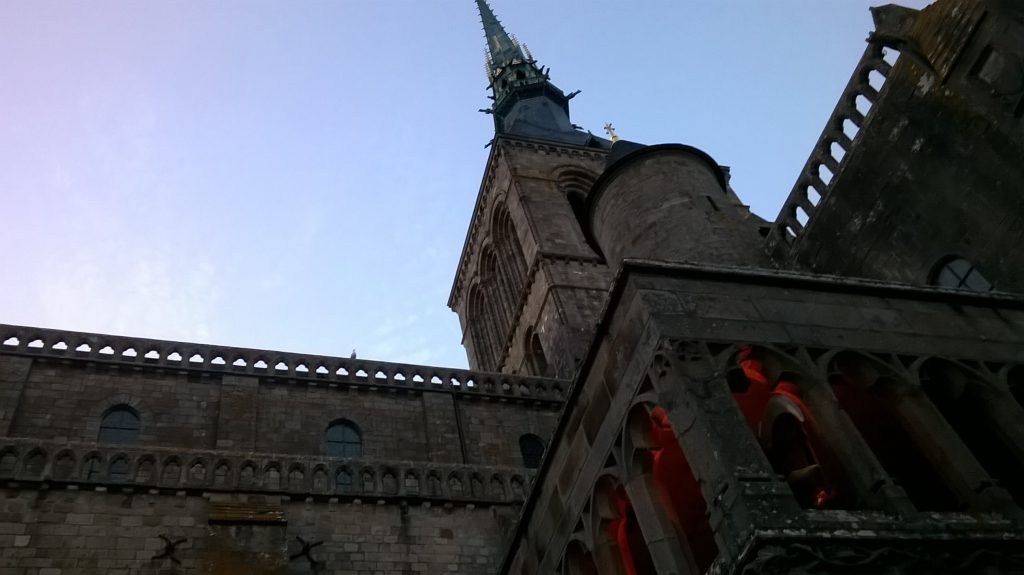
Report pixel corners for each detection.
[0,438,533,504]
[767,43,898,257]
[0,324,567,403]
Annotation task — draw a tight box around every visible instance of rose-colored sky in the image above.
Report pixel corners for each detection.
[0,0,931,368]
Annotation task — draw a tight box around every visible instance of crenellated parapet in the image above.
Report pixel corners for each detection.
[0,324,567,404]
[0,438,534,505]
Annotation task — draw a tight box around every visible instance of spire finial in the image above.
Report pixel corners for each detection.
[604,123,620,143]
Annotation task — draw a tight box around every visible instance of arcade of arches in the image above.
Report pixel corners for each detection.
[555,344,1024,574]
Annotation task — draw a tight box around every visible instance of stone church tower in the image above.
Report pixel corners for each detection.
[449,0,613,380]
[1,0,1024,573]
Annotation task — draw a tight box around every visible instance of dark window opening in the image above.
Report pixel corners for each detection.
[527,332,550,377]
[932,257,992,291]
[99,406,140,444]
[567,190,605,260]
[326,420,362,458]
[830,371,959,511]
[519,433,545,469]
[922,363,1024,506]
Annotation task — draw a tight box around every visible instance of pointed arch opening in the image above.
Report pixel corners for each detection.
[729,346,847,509]
[829,352,959,511]
[920,360,1024,505]
[626,403,718,573]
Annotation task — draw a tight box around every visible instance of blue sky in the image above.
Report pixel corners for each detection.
[0,0,931,369]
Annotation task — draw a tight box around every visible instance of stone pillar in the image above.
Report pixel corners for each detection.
[0,356,31,436]
[624,473,700,575]
[978,389,1024,466]
[215,375,259,451]
[891,385,1016,512]
[651,343,800,567]
[800,380,914,513]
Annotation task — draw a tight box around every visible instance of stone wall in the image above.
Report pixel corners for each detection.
[0,325,563,469]
[769,0,1024,293]
[0,489,513,574]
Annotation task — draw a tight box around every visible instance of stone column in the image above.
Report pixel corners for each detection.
[800,379,915,513]
[624,473,700,575]
[891,385,1016,513]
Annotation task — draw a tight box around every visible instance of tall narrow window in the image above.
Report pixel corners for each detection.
[932,257,992,291]
[326,420,362,458]
[99,406,140,444]
[519,433,545,469]
[528,332,549,377]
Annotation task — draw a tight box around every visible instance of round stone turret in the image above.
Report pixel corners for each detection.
[589,143,767,269]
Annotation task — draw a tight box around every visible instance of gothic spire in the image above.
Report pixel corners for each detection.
[476,0,526,77]
[473,1,609,148]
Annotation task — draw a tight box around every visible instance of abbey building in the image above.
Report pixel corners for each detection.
[2,0,1024,573]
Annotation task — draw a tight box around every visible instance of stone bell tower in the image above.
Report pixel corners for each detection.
[448,0,614,379]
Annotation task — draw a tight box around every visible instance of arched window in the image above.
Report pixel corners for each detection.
[931,257,992,291]
[524,330,550,377]
[326,420,362,458]
[98,406,140,444]
[519,433,545,469]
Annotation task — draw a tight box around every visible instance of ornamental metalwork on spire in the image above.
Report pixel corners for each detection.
[474,0,608,148]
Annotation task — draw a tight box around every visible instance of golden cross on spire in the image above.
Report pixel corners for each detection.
[603,122,619,142]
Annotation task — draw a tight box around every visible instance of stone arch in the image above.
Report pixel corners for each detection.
[381,468,398,495]
[481,244,513,340]
[239,461,258,489]
[622,402,715,574]
[102,453,129,483]
[489,474,506,500]
[728,345,854,509]
[589,474,649,575]
[509,475,526,502]
[403,470,420,495]
[82,452,104,481]
[470,473,486,498]
[287,464,305,491]
[523,327,550,378]
[448,472,465,497]
[562,538,599,575]
[135,456,155,483]
[161,457,182,486]
[426,471,443,497]
[490,200,528,300]
[312,465,329,492]
[21,448,47,479]
[468,281,500,371]
[920,358,1024,504]
[187,458,208,484]
[360,466,376,492]
[264,464,282,490]
[829,351,961,511]
[213,460,231,488]
[335,466,354,493]
[554,166,602,259]
[52,450,76,481]
[0,447,19,477]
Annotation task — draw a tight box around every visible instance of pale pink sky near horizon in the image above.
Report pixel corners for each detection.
[0,0,932,369]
